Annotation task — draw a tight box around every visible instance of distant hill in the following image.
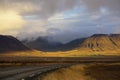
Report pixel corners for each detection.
[23,37,63,51]
[79,34,120,51]
[59,38,86,51]
[0,35,31,53]
[23,37,87,51]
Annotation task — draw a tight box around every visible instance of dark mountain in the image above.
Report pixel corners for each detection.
[23,37,63,51]
[79,34,120,51]
[0,35,31,53]
[23,36,86,52]
[59,38,86,51]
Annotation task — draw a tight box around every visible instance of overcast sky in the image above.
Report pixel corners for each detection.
[0,0,120,42]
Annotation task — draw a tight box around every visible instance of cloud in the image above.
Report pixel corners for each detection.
[0,0,120,42]
[0,10,25,33]
[0,0,36,14]
[0,0,81,17]
[0,0,81,34]
[82,0,120,14]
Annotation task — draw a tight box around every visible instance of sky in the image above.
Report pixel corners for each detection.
[0,0,120,43]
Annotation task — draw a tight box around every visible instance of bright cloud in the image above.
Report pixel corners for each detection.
[0,10,25,32]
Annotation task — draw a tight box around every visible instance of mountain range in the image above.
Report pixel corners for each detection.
[23,37,86,51]
[23,34,120,52]
[0,34,120,57]
[23,37,63,51]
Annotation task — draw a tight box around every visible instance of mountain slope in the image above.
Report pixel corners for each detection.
[109,34,120,48]
[0,35,31,53]
[24,37,87,51]
[23,37,63,51]
[59,38,86,51]
[79,34,120,51]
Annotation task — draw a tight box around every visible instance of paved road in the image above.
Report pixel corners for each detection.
[0,56,120,80]
[0,64,70,80]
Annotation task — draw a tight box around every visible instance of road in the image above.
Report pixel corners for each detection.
[0,56,120,80]
[0,64,70,80]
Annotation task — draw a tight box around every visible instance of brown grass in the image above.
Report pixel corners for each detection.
[37,63,120,80]
[0,49,120,57]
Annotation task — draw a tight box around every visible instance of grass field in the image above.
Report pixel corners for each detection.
[37,63,120,80]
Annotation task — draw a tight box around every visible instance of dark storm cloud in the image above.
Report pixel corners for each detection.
[82,0,120,12]
[0,0,81,18]
[0,0,120,42]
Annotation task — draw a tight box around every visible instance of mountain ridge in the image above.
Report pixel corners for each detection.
[79,34,120,51]
[0,35,31,53]
[0,34,120,57]
[24,34,120,52]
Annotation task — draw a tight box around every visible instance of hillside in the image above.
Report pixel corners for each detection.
[79,34,120,51]
[59,38,86,51]
[0,35,31,53]
[24,37,86,51]
[23,37,63,51]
